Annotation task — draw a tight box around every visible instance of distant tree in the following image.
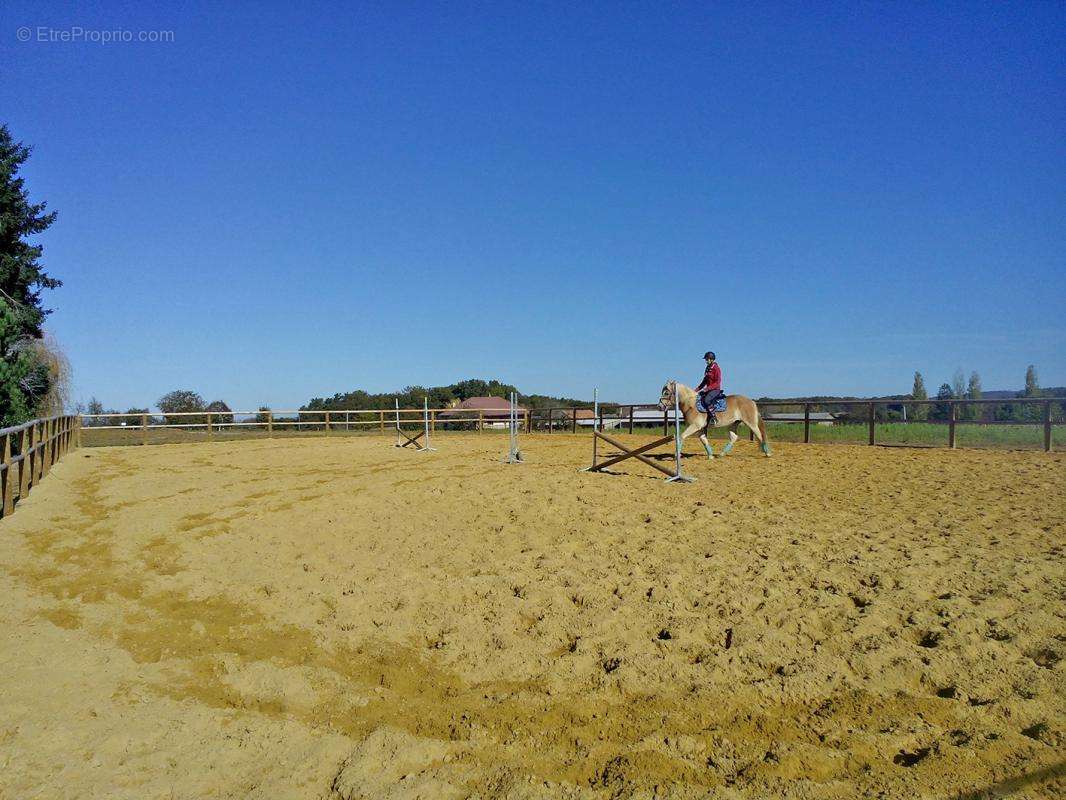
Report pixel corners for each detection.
[158,389,205,426]
[967,372,982,420]
[0,126,62,425]
[934,383,954,420]
[911,371,929,420]
[951,369,966,399]
[112,407,149,427]
[205,399,233,425]
[255,406,271,424]
[84,396,105,427]
[1018,365,1043,421]
[453,379,490,401]
[1024,365,1040,397]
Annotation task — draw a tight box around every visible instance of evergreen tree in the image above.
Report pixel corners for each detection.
[911,371,928,420]
[0,125,61,425]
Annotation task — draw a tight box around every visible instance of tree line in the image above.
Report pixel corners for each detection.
[304,378,593,414]
[910,365,1054,421]
[83,391,234,427]
[84,366,1060,428]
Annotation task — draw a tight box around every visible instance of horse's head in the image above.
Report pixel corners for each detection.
[658,380,677,411]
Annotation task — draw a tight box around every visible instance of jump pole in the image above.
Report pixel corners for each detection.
[423,397,437,452]
[503,391,524,463]
[592,388,598,463]
[665,384,695,483]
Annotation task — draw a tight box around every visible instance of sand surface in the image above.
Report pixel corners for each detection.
[0,434,1063,799]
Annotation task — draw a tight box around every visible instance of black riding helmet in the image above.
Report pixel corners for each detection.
[704,351,716,360]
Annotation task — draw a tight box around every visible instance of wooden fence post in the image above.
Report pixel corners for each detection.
[1044,400,1053,453]
[267,411,274,437]
[571,408,577,434]
[479,410,484,432]
[948,403,957,449]
[2,432,12,517]
[141,413,148,446]
[19,427,31,498]
[76,415,82,448]
[804,403,811,444]
[43,419,54,477]
[629,406,634,434]
[325,411,331,435]
[431,410,437,433]
[34,421,44,484]
[662,409,668,437]
[867,403,875,446]
[206,413,213,440]
[379,410,384,434]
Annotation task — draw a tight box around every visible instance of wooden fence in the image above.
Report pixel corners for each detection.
[78,397,1061,452]
[529,398,1061,452]
[0,415,81,519]
[79,407,527,438]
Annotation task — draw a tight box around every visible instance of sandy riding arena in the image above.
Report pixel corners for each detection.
[0,435,1063,799]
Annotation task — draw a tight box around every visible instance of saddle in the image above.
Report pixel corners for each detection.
[696,393,727,414]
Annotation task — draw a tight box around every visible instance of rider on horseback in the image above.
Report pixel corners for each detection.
[696,351,724,423]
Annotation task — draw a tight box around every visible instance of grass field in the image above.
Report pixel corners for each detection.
[1,434,1063,799]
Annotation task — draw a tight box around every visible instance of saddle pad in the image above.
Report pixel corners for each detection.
[696,395,728,414]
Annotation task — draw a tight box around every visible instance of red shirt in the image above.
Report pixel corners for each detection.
[697,362,721,393]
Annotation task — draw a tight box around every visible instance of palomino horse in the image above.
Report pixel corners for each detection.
[659,380,771,459]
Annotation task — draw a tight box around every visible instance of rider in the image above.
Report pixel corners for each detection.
[696,351,724,421]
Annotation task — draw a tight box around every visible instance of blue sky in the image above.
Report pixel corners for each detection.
[3,1,1063,410]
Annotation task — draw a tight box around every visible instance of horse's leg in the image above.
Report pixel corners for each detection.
[678,420,702,441]
[677,420,714,459]
[721,421,740,455]
[695,418,715,459]
[746,409,772,456]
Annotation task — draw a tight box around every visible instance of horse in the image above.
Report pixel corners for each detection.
[658,380,771,459]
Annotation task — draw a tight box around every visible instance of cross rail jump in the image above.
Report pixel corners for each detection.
[584,388,695,483]
[394,397,436,452]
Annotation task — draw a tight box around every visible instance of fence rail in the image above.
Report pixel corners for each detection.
[0,415,80,519]
[527,398,1061,452]
[78,397,1062,452]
